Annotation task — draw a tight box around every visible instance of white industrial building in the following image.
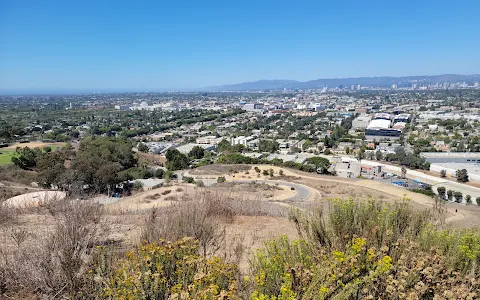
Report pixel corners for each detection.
[366,119,391,130]
[242,103,264,113]
[196,136,222,145]
[373,113,392,120]
[352,115,372,129]
[175,143,215,155]
[393,113,412,123]
[422,152,480,182]
[420,152,480,164]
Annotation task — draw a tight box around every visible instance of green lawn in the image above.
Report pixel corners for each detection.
[0,150,15,166]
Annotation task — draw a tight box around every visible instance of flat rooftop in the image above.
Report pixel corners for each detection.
[420,152,480,159]
[431,162,480,176]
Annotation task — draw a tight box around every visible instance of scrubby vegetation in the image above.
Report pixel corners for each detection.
[0,192,479,299]
[216,153,333,174]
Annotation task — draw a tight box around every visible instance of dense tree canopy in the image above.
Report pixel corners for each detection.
[11,147,42,170]
[305,156,331,174]
[456,169,469,183]
[70,137,137,192]
[258,139,279,153]
[166,149,190,171]
[188,146,205,159]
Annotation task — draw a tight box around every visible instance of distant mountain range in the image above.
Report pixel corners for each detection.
[206,74,480,91]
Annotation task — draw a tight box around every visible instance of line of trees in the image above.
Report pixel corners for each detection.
[436,186,477,204]
[216,153,333,175]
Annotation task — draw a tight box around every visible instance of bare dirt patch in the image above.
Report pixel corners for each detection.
[5,191,67,208]
[4,142,66,150]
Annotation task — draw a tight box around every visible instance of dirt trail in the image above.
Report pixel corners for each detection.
[190,165,480,227]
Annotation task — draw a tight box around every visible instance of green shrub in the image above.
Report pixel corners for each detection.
[132,180,144,191]
[465,194,472,204]
[87,239,238,299]
[182,176,194,183]
[408,187,436,197]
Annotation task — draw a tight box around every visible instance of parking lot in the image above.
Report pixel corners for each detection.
[365,172,426,190]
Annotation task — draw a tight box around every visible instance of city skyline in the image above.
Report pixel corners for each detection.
[1,0,479,91]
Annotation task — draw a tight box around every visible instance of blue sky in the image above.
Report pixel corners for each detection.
[1,0,479,92]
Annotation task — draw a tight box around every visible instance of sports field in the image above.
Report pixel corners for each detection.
[0,150,15,166]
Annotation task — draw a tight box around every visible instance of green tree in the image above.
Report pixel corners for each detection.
[95,162,123,193]
[465,194,472,204]
[138,142,149,153]
[447,190,454,201]
[132,180,144,191]
[183,176,194,183]
[71,137,137,193]
[11,146,42,170]
[453,191,463,203]
[306,157,331,174]
[155,168,164,179]
[375,150,383,161]
[436,186,446,199]
[166,149,190,171]
[258,139,279,153]
[37,151,66,188]
[440,169,447,178]
[43,146,52,153]
[476,197,480,206]
[216,139,232,153]
[456,169,469,183]
[188,146,205,159]
[232,144,246,153]
[357,148,366,161]
[302,140,313,151]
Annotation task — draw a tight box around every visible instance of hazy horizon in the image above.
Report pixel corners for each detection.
[1,0,480,91]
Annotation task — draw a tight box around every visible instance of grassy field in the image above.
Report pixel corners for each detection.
[0,150,14,166]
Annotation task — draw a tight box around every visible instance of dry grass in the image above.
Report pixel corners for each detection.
[0,200,108,298]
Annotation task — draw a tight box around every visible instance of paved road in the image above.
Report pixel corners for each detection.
[230,179,311,202]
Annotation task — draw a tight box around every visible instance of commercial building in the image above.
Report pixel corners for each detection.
[196,136,222,145]
[355,107,369,114]
[367,119,391,130]
[365,119,401,140]
[373,113,392,121]
[393,114,412,123]
[423,152,480,182]
[242,103,264,113]
[175,143,215,155]
[420,152,480,164]
[352,115,372,129]
[231,136,255,147]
